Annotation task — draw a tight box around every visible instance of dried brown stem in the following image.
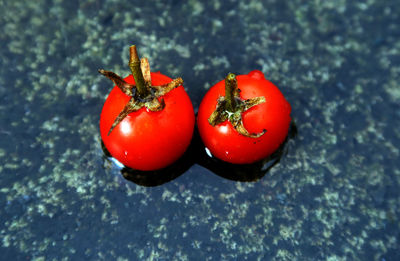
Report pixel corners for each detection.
[129,45,148,97]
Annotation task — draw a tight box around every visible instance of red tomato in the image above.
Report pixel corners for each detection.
[100,72,195,171]
[197,70,291,164]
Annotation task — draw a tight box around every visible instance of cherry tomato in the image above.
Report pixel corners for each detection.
[197,70,291,164]
[100,72,195,171]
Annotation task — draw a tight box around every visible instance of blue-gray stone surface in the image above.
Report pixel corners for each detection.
[0,0,399,260]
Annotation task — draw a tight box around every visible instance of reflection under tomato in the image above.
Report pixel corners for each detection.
[101,121,297,186]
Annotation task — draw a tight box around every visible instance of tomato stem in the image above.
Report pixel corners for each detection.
[208,72,267,138]
[129,45,149,98]
[225,73,238,111]
[99,44,185,135]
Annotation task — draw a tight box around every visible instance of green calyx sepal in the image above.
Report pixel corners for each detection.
[99,45,183,135]
[208,73,266,138]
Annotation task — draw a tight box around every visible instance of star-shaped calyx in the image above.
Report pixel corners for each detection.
[99,45,183,135]
[208,73,266,138]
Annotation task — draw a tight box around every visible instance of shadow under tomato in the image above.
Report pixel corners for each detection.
[100,122,297,186]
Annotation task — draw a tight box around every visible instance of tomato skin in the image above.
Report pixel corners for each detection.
[100,72,195,171]
[197,70,291,164]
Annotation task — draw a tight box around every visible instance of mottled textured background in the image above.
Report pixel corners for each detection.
[1,0,399,260]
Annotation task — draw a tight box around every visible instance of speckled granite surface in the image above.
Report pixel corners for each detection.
[1,0,399,260]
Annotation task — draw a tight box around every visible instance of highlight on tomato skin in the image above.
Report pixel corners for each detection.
[197,70,292,164]
[99,45,195,171]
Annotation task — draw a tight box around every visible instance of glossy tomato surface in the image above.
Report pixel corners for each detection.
[197,70,291,164]
[100,72,195,171]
